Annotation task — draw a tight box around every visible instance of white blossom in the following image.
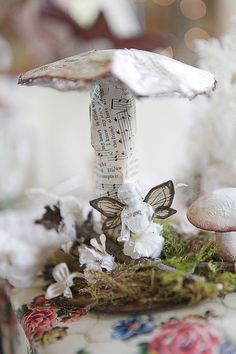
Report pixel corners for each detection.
[123,223,164,260]
[45,262,83,299]
[0,186,83,289]
[0,206,79,288]
[79,234,116,273]
[0,229,43,287]
[27,188,83,242]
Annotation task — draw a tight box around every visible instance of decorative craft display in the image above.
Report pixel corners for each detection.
[14,48,232,314]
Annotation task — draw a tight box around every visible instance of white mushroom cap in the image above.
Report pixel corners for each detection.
[18,49,216,99]
[187,188,236,232]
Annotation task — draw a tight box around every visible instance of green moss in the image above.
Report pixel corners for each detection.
[75,260,219,308]
[44,223,236,310]
[161,224,218,274]
[161,224,188,259]
[215,272,236,293]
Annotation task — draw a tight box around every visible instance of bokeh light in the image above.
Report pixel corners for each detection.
[180,0,207,20]
[153,0,176,6]
[184,27,209,51]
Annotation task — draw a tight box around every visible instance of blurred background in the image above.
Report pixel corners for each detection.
[0,0,236,207]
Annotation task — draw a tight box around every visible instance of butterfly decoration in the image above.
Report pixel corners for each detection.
[89,180,177,230]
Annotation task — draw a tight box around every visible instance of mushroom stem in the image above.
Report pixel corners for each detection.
[90,77,139,198]
[216,232,236,261]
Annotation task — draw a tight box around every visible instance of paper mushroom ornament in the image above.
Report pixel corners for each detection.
[187,188,236,261]
[19,49,216,201]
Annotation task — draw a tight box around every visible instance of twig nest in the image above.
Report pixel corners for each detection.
[18,49,216,99]
[187,188,236,232]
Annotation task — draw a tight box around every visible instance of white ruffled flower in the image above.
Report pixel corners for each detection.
[45,262,83,299]
[79,234,116,272]
[123,223,164,260]
[0,229,43,287]
[27,188,83,242]
[0,207,78,288]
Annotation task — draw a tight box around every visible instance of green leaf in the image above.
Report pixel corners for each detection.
[17,304,29,321]
[27,347,38,354]
[138,342,149,354]
[57,308,71,317]
[76,350,91,354]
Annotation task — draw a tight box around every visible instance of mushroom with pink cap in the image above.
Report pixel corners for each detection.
[187,188,236,261]
[18,48,216,199]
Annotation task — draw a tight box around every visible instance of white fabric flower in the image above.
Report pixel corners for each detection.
[0,208,74,288]
[123,223,164,260]
[79,234,116,272]
[27,188,83,242]
[45,262,83,299]
[0,229,44,287]
[0,187,82,288]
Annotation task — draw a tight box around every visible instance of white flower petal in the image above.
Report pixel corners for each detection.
[101,255,116,271]
[59,214,77,241]
[52,262,70,282]
[87,247,102,259]
[99,234,107,253]
[45,282,65,299]
[60,196,82,219]
[86,263,102,271]
[90,238,103,253]
[79,245,102,266]
[63,286,73,298]
[26,188,58,206]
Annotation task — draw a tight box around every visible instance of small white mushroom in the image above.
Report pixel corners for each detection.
[187,188,236,261]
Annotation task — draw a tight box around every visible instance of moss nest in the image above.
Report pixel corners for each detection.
[44,223,236,312]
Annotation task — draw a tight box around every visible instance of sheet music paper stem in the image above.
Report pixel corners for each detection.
[90,77,139,198]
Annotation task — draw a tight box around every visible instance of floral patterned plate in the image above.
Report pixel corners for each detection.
[9,286,236,354]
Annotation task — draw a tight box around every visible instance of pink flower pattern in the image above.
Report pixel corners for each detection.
[17,295,86,346]
[22,307,58,343]
[17,298,236,354]
[147,317,221,354]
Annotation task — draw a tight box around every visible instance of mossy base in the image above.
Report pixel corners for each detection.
[44,223,236,313]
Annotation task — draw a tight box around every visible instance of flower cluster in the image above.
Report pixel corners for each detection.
[112,314,155,340]
[0,188,83,288]
[17,295,86,345]
[79,234,116,280]
[138,317,222,354]
[27,188,83,242]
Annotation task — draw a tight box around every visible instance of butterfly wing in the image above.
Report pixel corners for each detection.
[144,180,176,220]
[89,197,125,229]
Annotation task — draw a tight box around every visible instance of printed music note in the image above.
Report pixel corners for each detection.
[111,98,134,109]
